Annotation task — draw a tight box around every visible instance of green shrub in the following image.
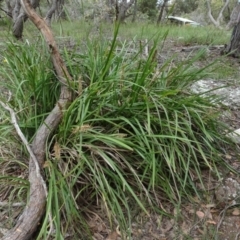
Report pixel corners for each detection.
[0,29,234,239]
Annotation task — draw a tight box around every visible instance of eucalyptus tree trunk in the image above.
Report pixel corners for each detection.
[131,0,137,23]
[226,3,240,30]
[9,0,63,39]
[45,0,58,25]
[11,0,40,39]
[45,0,64,26]
[157,0,168,25]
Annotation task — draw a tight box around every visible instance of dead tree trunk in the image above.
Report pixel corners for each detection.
[1,0,73,239]
[221,19,240,57]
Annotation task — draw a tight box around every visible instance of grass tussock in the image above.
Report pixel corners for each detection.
[0,27,234,239]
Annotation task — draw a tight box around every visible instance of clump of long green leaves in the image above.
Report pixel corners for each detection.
[0,29,233,239]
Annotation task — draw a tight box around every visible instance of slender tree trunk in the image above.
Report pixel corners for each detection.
[56,0,66,21]
[131,0,137,23]
[157,0,168,26]
[12,0,40,39]
[45,0,58,26]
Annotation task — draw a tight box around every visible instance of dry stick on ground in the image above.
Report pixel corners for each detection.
[1,0,73,239]
[0,101,47,194]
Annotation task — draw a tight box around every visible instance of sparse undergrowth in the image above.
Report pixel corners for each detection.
[0,24,237,239]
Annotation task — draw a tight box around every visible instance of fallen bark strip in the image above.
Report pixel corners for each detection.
[1,0,73,239]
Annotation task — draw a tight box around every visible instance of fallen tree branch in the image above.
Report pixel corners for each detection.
[0,101,46,184]
[1,0,73,239]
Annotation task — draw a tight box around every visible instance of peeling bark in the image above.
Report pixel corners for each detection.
[1,0,73,239]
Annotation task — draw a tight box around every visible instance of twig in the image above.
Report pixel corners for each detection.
[0,100,47,198]
[217,203,240,232]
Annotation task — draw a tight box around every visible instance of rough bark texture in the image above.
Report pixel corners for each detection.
[1,0,72,239]
[221,20,240,57]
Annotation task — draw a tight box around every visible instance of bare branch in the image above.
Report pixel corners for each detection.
[206,0,230,28]
[1,0,73,239]
[0,101,45,183]
[216,0,230,24]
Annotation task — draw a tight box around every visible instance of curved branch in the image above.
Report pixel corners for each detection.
[1,0,73,239]
[206,0,230,29]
